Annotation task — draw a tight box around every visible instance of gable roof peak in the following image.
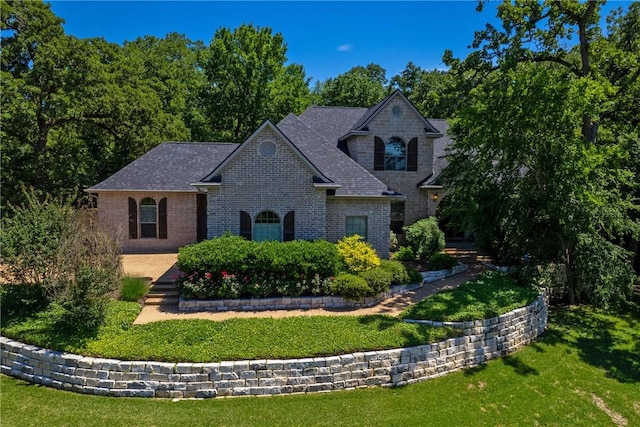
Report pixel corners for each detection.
[341,89,443,139]
[195,119,333,186]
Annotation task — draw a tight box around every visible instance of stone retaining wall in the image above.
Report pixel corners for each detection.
[1,291,547,399]
[179,264,468,312]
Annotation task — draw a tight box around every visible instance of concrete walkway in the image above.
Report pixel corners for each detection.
[122,243,488,325]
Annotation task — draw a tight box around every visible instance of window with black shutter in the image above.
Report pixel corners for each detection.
[374,136,385,170]
[158,198,167,239]
[283,211,295,241]
[128,198,138,239]
[407,137,418,171]
[240,211,252,240]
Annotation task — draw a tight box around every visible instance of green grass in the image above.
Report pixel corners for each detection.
[1,301,457,362]
[401,270,540,321]
[119,276,150,302]
[2,305,638,427]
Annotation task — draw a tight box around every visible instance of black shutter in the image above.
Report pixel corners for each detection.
[158,197,167,239]
[283,211,295,241]
[128,197,138,239]
[374,136,385,171]
[240,211,252,240]
[196,194,207,242]
[407,137,418,171]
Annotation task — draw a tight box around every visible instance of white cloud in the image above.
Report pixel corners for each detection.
[337,44,353,52]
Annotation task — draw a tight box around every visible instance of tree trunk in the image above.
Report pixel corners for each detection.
[559,237,575,305]
[34,116,50,191]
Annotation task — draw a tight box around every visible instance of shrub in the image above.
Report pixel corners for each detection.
[429,253,458,270]
[393,246,415,261]
[0,190,121,330]
[359,267,393,295]
[120,277,150,302]
[332,273,372,300]
[0,283,48,321]
[389,230,399,251]
[403,217,445,260]
[176,235,340,299]
[407,267,424,284]
[336,235,381,273]
[379,260,410,285]
[572,233,636,310]
[0,189,71,286]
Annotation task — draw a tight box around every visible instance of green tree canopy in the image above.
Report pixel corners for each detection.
[441,1,639,308]
[316,63,390,107]
[1,1,189,206]
[202,24,313,142]
[390,62,456,118]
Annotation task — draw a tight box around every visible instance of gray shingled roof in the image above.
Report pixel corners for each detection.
[87,142,237,192]
[277,114,390,197]
[297,106,368,144]
[347,90,442,136]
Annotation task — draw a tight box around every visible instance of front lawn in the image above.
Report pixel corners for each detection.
[0,301,457,362]
[400,270,540,321]
[1,270,542,362]
[2,305,638,426]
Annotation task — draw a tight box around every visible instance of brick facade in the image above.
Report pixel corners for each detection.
[345,95,439,225]
[206,127,328,241]
[326,197,390,258]
[91,91,446,254]
[96,192,198,253]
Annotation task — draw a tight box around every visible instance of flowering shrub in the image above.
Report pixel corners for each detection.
[176,270,334,300]
[176,235,340,300]
[336,235,380,274]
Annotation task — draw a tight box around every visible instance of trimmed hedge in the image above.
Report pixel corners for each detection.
[429,253,458,271]
[332,273,372,300]
[359,267,393,295]
[379,260,411,285]
[176,235,342,299]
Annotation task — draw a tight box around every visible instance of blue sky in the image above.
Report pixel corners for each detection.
[48,1,629,84]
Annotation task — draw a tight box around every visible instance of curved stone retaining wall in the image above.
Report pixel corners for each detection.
[179,264,468,312]
[1,291,547,398]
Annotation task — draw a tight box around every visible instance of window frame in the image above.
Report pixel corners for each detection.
[345,216,368,241]
[384,137,407,171]
[139,197,157,238]
[254,210,282,242]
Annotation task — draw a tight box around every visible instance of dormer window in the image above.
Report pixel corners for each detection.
[385,137,406,171]
[374,136,418,171]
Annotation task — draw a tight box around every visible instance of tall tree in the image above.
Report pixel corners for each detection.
[123,33,210,141]
[1,1,188,206]
[317,64,390,107]
[202,24,312,142]
[390,62,456,118]
[441,1,639,308]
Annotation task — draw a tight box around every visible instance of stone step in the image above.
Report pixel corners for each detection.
[147,290,180,298]
[150,283,178,291]
[145,296,179,306]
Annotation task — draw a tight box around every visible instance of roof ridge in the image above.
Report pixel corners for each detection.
[161,141,237,145]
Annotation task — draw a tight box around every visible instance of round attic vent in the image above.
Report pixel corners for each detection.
[260,141,276,157]
[392,105,402,116]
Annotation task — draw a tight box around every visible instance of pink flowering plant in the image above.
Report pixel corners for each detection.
[175,235,341,300]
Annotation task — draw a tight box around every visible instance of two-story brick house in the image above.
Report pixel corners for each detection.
[87,90,449,257]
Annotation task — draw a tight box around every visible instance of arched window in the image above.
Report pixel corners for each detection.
[254,211,281,242]
[139,197,157,238]
[385,137,406,171]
